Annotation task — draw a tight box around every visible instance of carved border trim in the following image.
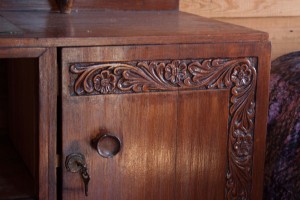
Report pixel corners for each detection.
[69,58,257,200]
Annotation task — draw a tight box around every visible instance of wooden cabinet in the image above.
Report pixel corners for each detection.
[0,48,57,200]
[60,44,270,199]
[0,8,270,200]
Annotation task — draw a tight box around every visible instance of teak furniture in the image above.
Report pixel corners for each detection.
[0,1,271,200]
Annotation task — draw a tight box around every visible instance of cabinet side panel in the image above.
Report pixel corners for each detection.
[176,90,229,199]
[252,42,271,200]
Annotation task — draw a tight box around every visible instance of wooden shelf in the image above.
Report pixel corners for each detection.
[0,10,268,48]
[0,135,35,200]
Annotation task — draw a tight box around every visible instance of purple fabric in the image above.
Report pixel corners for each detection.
[264,52,300,200]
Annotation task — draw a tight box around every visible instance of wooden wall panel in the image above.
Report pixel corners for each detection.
[216,17,300,60]
[180,0,300,18]
[180,0,300,60]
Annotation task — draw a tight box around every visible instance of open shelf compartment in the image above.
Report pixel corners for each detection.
[0,58,38,200]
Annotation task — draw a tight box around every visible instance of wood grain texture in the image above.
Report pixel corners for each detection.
[176,90,229,200]
[251,42,271,200]
[39,48,57,200]
[0,48,46,58]
[0,11,268,48]
[62,45,178,200]
[71,0,179,11]
[0,47,51,200]
[180,0,300,18]
[62,92,177,200]
[61,43,270,200]
[0,0,178,11]
[0,6,271,200]
[215,17,300,60]
[180,1,299,59]
[0,16,23,35]
[0,0,55,11]
[68,56,258,199]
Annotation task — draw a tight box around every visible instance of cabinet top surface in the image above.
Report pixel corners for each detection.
[0,11,268,47]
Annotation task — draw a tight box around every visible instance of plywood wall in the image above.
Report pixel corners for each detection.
[180,0,300,60]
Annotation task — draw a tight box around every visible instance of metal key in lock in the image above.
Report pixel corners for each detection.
[78,161,90,196]
[65,153,90,196]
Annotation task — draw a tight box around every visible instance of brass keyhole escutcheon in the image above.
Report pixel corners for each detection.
[65,153,90,196]
[65,153,86,173]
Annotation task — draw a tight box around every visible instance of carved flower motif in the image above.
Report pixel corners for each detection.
[164,61,187,84]
[231,64,251,86]
[233,129,252,157]
[93,70,117,94]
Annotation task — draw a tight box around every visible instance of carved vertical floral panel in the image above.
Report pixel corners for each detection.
[69,58,257,200]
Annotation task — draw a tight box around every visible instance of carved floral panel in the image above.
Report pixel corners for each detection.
[69,58,257,200]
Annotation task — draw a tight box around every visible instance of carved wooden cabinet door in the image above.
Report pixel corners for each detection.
[61,44,270,200]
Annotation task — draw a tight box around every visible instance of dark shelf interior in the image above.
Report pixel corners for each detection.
[0,136,35,200]
[0,58,38,200]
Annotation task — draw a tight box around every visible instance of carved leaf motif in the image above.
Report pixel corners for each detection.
[69,58,257,200]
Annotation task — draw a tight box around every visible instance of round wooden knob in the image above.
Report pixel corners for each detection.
[93,134,121,158]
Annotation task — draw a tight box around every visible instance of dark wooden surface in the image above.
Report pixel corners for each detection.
[0,135,35,200]
[0,60,8,136]
[251,42,271,200]
[62,46,179,199]
[0,57,39,199]
[38,48,58,200]
[0,8,271,200]
[0,0,178,11]
[0,48,46,58]
[7,58,39,181]
[61,43,271,199]
[0,16,23,35]
[0,48,57,200]
[62,92,178,200]
[0,11,268,48]
[176,90,229,199]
